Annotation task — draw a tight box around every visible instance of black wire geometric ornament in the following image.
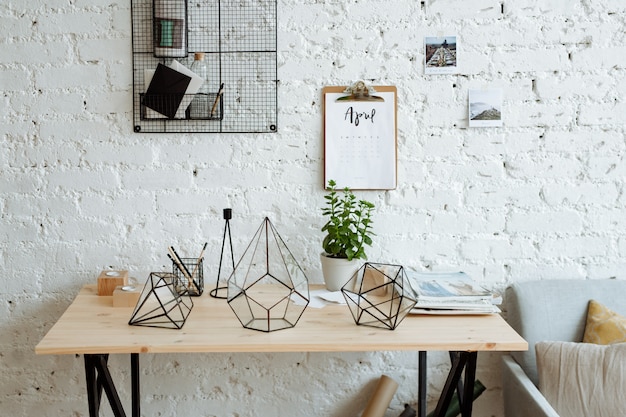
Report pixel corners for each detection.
[211,208,235,299]
[341,262,417,330]
[129,272,193,329]
[227,217,309,332]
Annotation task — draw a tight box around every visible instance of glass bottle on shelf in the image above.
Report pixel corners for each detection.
[189,52,209,119]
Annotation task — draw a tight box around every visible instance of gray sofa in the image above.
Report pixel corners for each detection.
[501,279,626,417]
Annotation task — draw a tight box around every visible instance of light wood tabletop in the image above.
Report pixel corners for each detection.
[36,284,527,356]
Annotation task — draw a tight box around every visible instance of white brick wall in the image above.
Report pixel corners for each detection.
[2,0,625,416]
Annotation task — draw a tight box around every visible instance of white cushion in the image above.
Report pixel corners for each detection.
[536,341,626,417]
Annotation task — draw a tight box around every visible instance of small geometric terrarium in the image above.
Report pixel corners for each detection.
[129,272,193,329]
[341,262,417,330]
[227,217,309,332]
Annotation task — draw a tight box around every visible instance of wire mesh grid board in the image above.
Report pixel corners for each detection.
[131,0,278,133]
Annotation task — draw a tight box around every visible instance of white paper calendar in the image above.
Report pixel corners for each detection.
[323,86,397,190]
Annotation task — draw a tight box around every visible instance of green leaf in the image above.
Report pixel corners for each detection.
[321,179,375,260]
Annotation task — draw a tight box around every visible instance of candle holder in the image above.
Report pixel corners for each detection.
[227,217,309,332]
[129,272,193,329]
[211,208,234,299]
[341,262,417,330]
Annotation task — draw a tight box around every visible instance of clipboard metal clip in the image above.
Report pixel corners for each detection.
[336,80,384,102]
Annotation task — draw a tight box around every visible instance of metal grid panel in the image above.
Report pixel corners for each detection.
[131,0,277,133]
[220,0,276,53]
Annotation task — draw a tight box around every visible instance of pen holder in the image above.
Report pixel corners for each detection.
[173,258,204,296]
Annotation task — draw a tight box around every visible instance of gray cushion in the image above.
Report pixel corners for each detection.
[536,341,626,417]
[504,279,626,385]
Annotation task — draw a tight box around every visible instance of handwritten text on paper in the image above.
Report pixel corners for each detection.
[344,107,376,126]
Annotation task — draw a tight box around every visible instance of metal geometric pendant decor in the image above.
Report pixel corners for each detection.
[211,208,235,299]
[129,272,193,329]
[227,217,309,332]
[341,262,417,330]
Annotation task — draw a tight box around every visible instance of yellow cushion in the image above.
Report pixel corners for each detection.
[583,300,626,344]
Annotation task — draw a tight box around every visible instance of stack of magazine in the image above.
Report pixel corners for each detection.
[406,271,501,315]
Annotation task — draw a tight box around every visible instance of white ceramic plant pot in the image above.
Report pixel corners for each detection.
[320,253,360,292]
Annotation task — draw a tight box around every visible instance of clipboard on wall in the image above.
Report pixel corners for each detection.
[323,83,397,190]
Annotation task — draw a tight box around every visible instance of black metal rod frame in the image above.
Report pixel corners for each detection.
[418,350,478,417]
[81,350,477,417]
[212,208,234,299]
[84,353,140,417]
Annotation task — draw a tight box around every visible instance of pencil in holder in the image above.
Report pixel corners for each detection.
[172,257,204,296]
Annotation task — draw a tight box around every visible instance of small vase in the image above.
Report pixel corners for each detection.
[320,253,360,291]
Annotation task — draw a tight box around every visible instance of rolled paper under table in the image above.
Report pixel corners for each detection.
[361,374,399,417]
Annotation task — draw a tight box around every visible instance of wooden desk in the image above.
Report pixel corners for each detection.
[36,285,527,417]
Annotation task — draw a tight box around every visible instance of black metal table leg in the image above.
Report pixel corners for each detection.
[432,351,467,417]
[460,352,477,417]
[94,354,127,417]
[450,352,465,406]
[131,353,140,417]
[83,353,135,417]
[85,354,104,417]
[431,351,478,417]
[418,351,427,417]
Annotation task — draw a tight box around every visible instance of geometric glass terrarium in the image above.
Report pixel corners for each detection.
[227,217,309,332]
[341,262,417,330]
[129,272,194,329]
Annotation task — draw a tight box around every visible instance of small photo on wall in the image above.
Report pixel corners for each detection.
[425,36,457,75]
[469,89,503,127]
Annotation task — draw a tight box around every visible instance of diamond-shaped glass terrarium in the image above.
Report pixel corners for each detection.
[341,262,417,330]
[129,272,193,329]
[227,217,309,332]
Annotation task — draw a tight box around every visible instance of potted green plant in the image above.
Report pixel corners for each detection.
[320,180,375,290]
